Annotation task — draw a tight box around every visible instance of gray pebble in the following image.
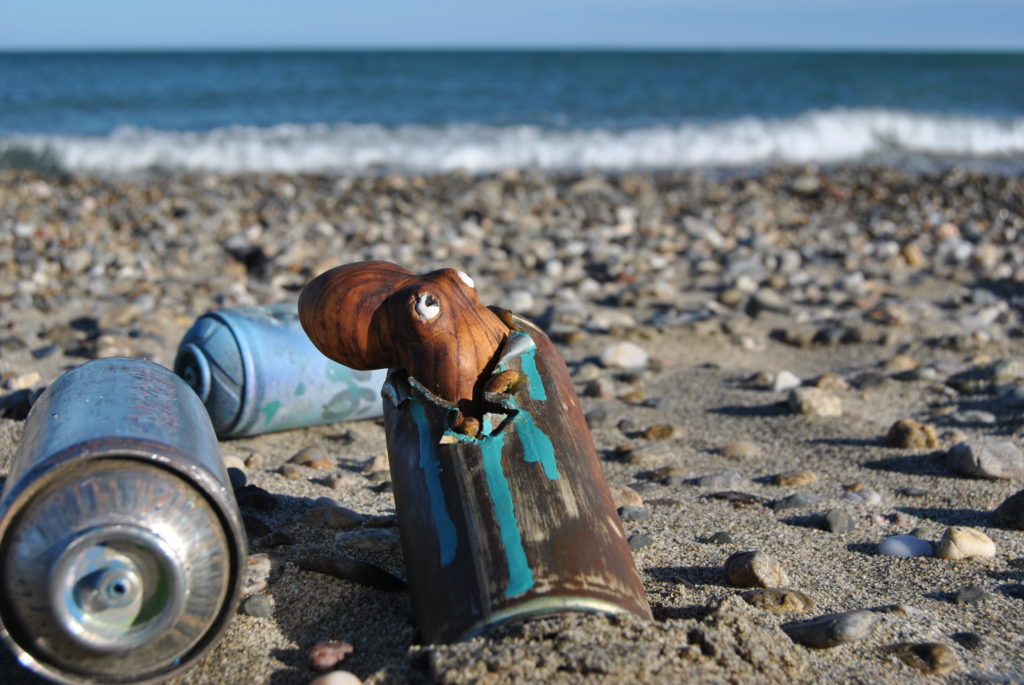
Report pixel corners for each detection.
[951,631,983,650]
[724,550,788,588]
[782,610,878,648]
[301,505,366,530]
[772,493,814,511]
[241,594,273,618]
[706,531,734,545]
[336,528,401,554]
[822,509,856,533]
[955,584,991,604]
[694,470,747,489]
[840,489,881,506]
[947,440,1024,479]
[618,505,652,522]
[878,535,932,557]
[628,533,654,550]
[898,486,929,497]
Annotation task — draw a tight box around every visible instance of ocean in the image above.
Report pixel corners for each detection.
[1,50,1022,175]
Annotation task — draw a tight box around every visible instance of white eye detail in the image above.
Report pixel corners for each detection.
[415,293,441,320]
[456,270,475,289]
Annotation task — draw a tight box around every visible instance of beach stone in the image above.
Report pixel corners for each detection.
[935,526,995,560]
[695,470,746,489]
[240,593,273,618]
[890,642,958,675]
[244,451,265,469]
[609,485,644,509]
[878,535,932,557]
[886,419,939,449]
[772,370,802,392]
[742,588,816,614]
[301,505,365,531]
[947,440,1024,479]
[279,464,304,480]
[788,387,842,417]
[309,641,355,671]
[885,354,919,373]
[643,424,675,441]
[722,440,762,459]
[628,533,654,551]
[992,489,1024,529]
[822,509,856,533]
[309,672,363,685]
[3,371,40,391]
[290,444,334,469]
[335,528,401,554]
[706,531,734,545]
[724,550,788,588]
[772,493,814,511]
[841,488,881,506]
[582,377,616,399]
[898,486,929,498]
[813,372,849,391]
[951,632,983,650]
[599,341,648,370]
[618,505,651,522]
[242,553,282,597]
[955,584,992,605]
[773,470,818,487]
[782,610,878,649]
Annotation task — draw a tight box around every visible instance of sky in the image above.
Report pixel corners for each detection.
[3,0,1024,51]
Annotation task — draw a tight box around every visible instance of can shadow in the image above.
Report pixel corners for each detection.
[644,564,728,588]
[861,451,954,478]
[0,650,49,684]
[708,402,790,418]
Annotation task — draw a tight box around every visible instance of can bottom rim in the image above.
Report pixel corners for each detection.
[455,596,638,643]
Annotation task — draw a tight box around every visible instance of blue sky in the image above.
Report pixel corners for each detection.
[4,0,1023,50]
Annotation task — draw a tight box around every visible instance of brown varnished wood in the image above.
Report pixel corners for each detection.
[299,261,508,410]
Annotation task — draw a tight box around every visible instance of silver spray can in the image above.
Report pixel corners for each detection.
[174,303,387,438]
[0,358,246,684]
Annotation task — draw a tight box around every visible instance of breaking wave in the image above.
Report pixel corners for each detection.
[2,108,1023,175]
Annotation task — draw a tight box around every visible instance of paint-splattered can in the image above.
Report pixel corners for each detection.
[382,312,652,643]
[0,358,246,684]
[175,303,387,438]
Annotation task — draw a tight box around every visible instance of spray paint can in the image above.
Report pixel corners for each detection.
[0,358,246,684]
[381,312,653,642]
[174,303,387,438]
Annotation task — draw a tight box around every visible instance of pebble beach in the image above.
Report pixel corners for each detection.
[1,165,1023,683]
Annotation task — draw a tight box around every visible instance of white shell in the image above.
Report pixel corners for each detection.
[456,270,475,288]
[415,293,440,320]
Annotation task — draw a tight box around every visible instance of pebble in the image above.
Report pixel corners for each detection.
[295,555,406,591]
[947,440,1024,479]
[582,377,616,399]
[724,550,789,588]
[242,553,282,597]
[772,493,814,511]
[885,419,939,449]
[772,370,802,392]
[890,642,958,675]
[642,424,675,441]
[821,509,856,533]
[782,610,878,649]
[878,535,932,557]
[599,341,648,370]
[618,505,652,522]
[951,632,983,650]
[813,372,849,391]
[742,588,816,614]
[840,489,881,506]
[3,371,40,391]
[935,526,996,560]
[309,641,355,671]
[955,584,991,604]
[335,528,401,554]
[608,485,644,509]
[694,470,747,489]
[240,593,273,618]
[992,489,1024,529]
[244,451,265,469]
[773,470,818,487]
[706,531,734,545]
[308,671,363,685]
[788,387,843,417]
[722,440,762,459]
[628,533,654,550]
[301,505,366,531]
[279,463,304,480]
[290,444,335,470]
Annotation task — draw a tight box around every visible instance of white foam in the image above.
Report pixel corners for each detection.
[3,108,1023,174]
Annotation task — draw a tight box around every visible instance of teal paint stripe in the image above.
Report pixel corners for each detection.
[513,408,560,481]
[519,344,547,401]
[411,400,457,566]
[480,419,535,598]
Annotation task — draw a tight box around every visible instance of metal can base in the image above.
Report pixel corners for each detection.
[457,596,638,642]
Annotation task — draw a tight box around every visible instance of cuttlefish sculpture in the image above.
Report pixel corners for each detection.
[300,261,652,643]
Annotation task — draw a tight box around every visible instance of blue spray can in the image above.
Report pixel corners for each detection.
[174,303,387,438]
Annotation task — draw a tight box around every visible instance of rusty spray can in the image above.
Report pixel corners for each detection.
[174,303,387,438]
[0,358,246,684]
[299,262,653,643]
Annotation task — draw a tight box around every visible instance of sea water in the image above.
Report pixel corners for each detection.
[1,50,1022,174]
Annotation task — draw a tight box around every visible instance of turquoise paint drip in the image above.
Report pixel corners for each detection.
[479,418,535,597]
[512,408,560,480]
[411,400,457,566]
[519,344,547,401]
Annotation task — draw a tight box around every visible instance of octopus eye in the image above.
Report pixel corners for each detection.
[456,270,475,289]
[415,293,441,321]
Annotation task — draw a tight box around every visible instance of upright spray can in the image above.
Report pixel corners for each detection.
[0,358,246,684]
[300,262,652,643]
[175,303,387,438]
